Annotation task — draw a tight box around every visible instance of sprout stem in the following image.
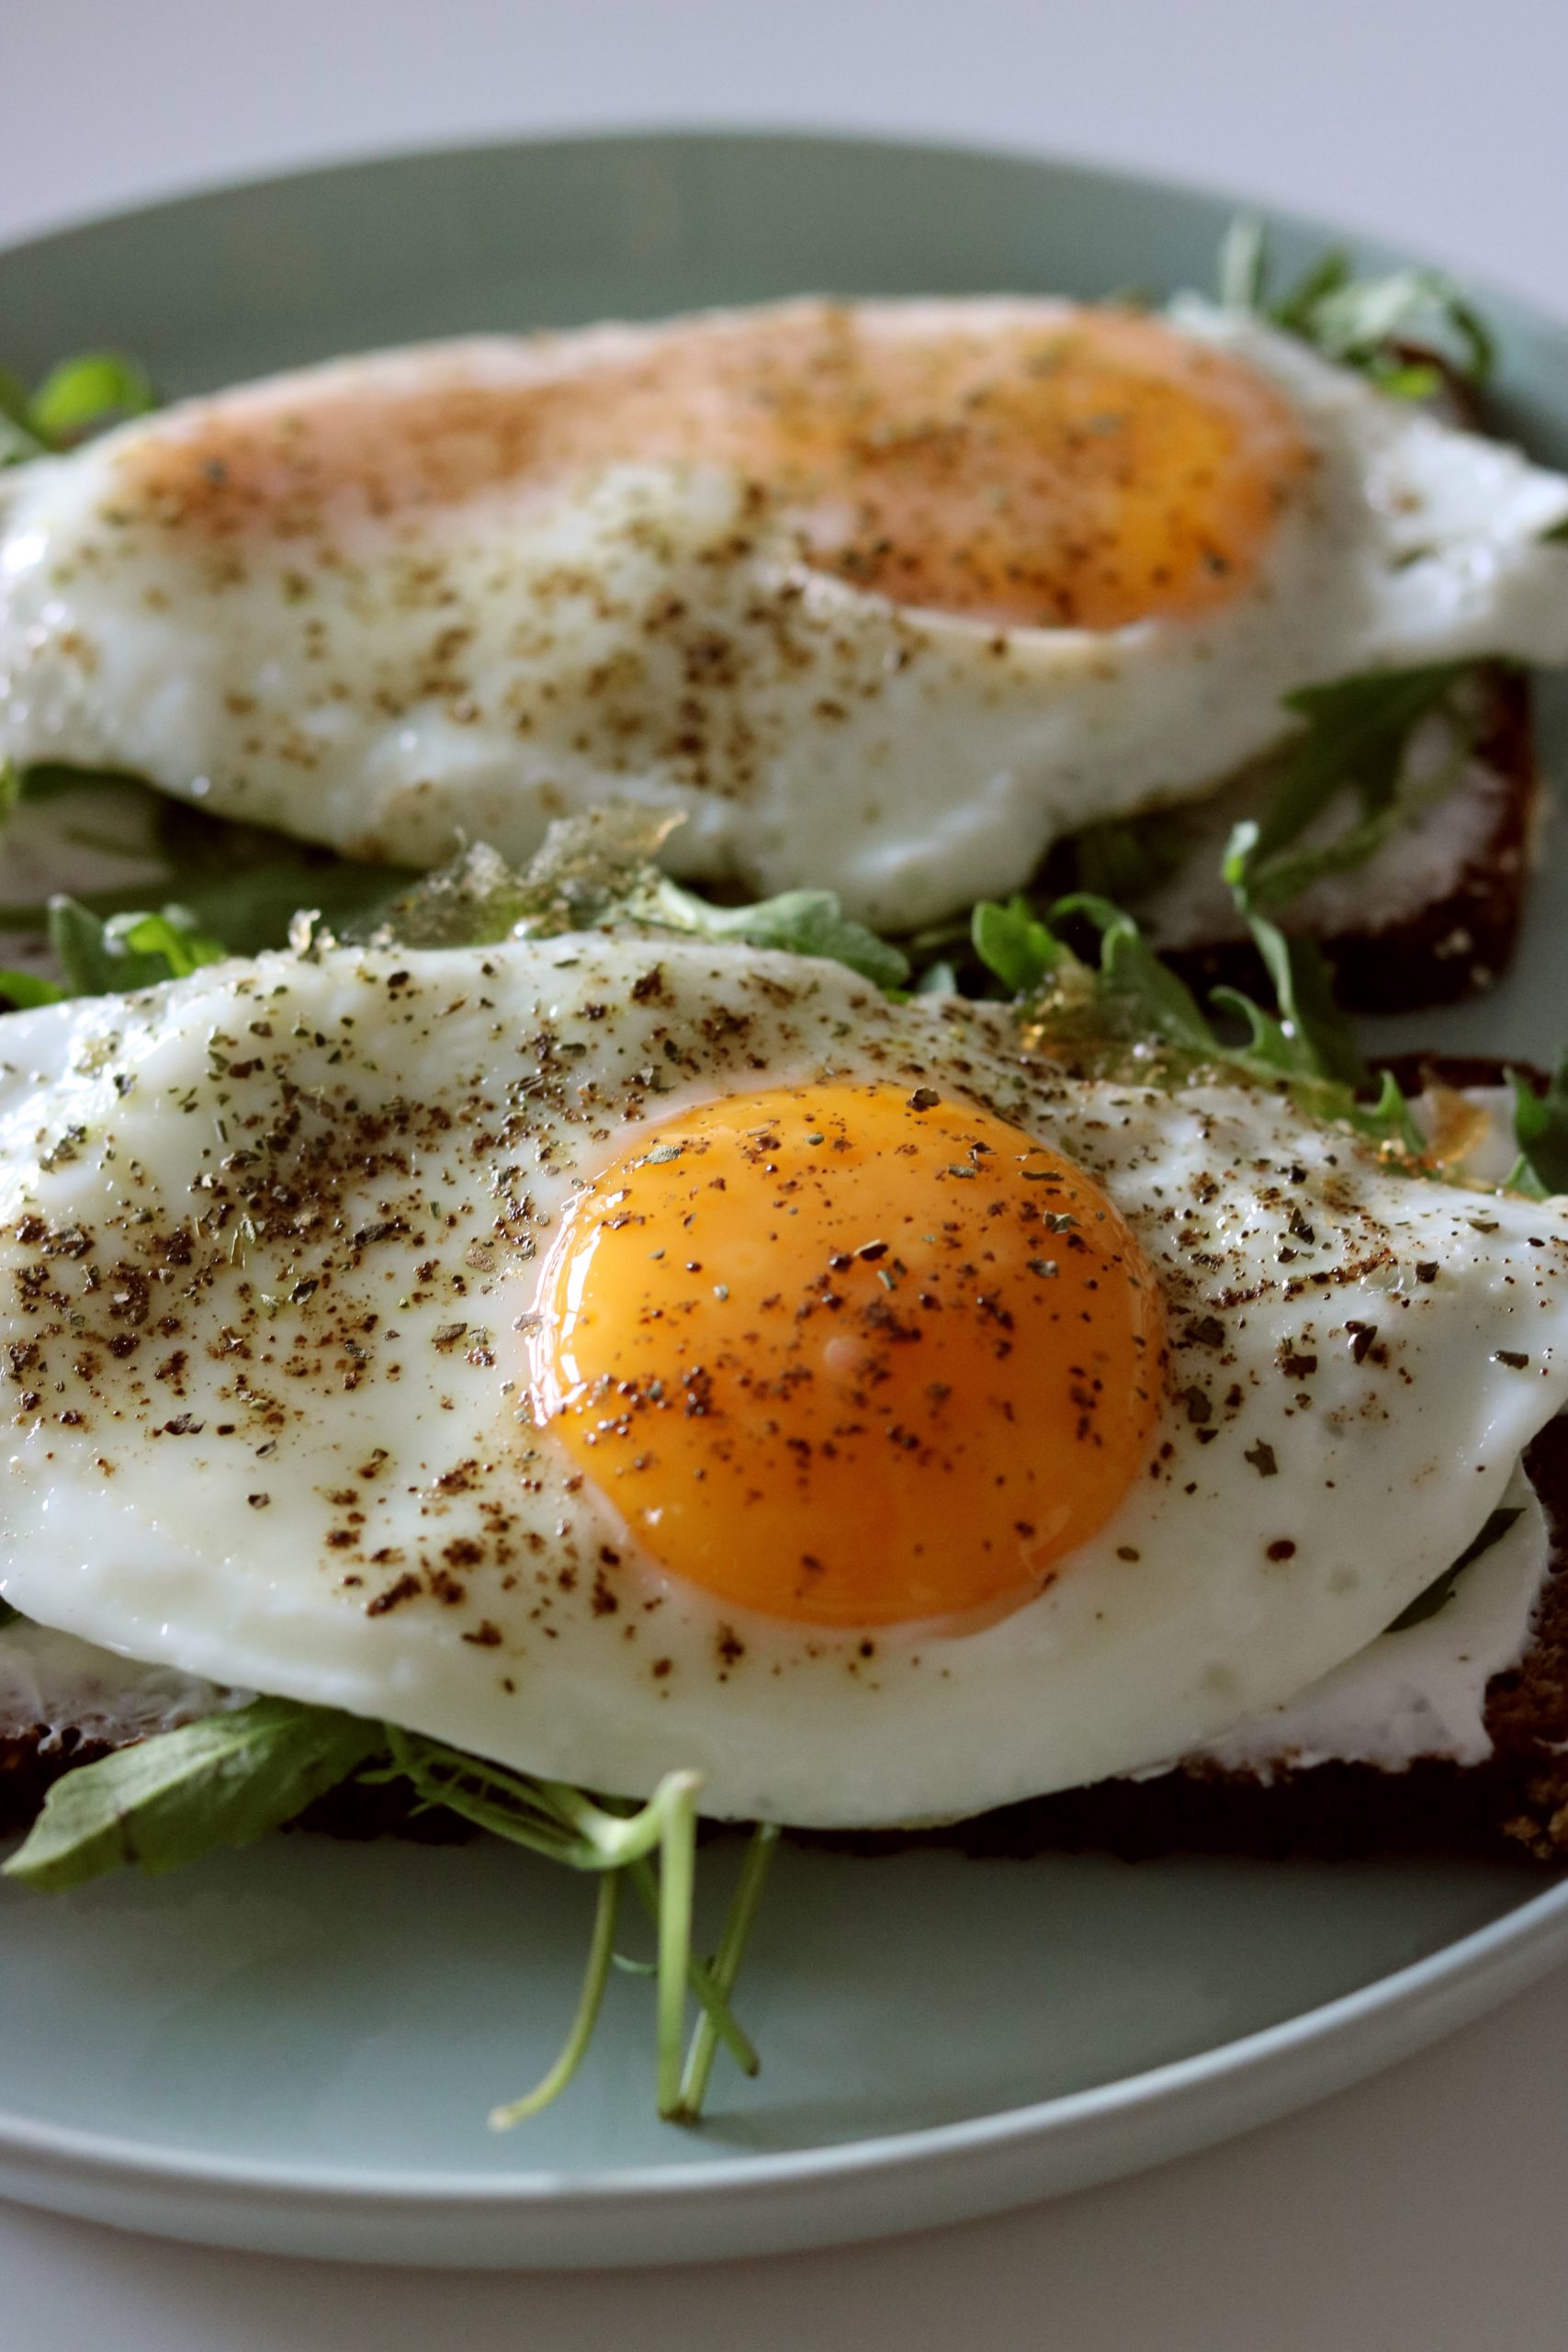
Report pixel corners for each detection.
[626,1857,759,2075]
[655,1778,698,2120]
[676,1824,780,2122]
[490,1868,622,2130]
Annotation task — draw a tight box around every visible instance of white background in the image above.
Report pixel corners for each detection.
[5,3,1568,2342]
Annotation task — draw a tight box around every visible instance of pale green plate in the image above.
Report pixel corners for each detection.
[3,130,1568,2269]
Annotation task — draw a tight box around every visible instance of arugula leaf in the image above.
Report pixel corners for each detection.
[0,370,45,466]
[972,886,1419,1154]
[373,811,909,990]
[970,897,1063,996]
[379,1737,741,2124]
[28,354,157,446]
[48,897,228,997]
[1057,668,1475,932]
[1052,891,1218,1053]
[1507,1052,1568,1197]
[652,882,908,989]
[1238,664,1474,910]
[1220,219,1495,388]
[1218,828,1427,1143]
[0,968,66,1010]
[3,1698,384,1891]
[0,766,410,963]
[1343,1068,1426,1157]
[3,1687,765,2125]
[1386,1507,1525,1633]
[1301,266,1495,386]
[1,352,158,465]
[1219,877,1368,1090]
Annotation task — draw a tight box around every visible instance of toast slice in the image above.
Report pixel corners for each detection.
[1123,665,1540,1016]
[1106,352,1545,1015]
[2,1064,1563,1866]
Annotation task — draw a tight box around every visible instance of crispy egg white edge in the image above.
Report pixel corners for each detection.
[2,300,1566,929]
[1,935,1567,1824]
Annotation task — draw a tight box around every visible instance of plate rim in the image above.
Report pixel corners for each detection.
[3,117,1557,335]
[5,119,1568,2256]
[3,1866,1568,2211]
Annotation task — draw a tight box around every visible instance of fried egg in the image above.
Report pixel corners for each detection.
[3,299,1567,931]
[3,935,1567,1827]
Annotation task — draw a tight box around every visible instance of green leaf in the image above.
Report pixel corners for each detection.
[1508,1053,1568,1197]
[48,897,229,997]
[1342,1068,1426,1158]
[1269,245,1353,335]
[1245,664,1473,896]
[656,883,909,989]
[1365,358,1444,402]
[0,968,67,1010]
[970,896,1063,995]
[379,1733,757,2119]
[113,908,230,979]
[375,810,909,992]
[3,1697,384,1891]
[0,1600,19,1632]
[28,353,157,445]
[1386,1507,1525,1633]
[979,870,1419,1159]
[1302,267,1495,384]
[0,766,411,965]
[1051,892,1218,1053]
[1238,902,1368,1089]
[1218,218,1495,386]
[0,370,44,466]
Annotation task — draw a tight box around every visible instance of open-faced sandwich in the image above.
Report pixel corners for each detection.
[3,231,1568,2130]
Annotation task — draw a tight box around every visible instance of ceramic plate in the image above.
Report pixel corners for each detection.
[3,129,1568,2269]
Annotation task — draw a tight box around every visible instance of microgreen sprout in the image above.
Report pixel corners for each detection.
[1218,217,1495,390]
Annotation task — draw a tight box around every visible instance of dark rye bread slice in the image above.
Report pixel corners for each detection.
[1145,664,1540,1017]
[1135,349,1543,1016]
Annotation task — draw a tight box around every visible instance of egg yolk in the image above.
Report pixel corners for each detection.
[129,304,1312,631]
[529,1082,1166,1628]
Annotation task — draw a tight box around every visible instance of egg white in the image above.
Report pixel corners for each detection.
[2,300,1565,933]
[1,934,1566,1826]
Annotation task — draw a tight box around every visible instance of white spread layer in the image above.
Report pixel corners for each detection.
[1181,1463,1549,1778]
[0,1464,1550,1780]
[0,1620,239,1747]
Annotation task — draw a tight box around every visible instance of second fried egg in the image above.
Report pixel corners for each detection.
[4,298,1567,929]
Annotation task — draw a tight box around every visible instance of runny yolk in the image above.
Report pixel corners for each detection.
[127,303,1313,631]
[529,1081,1167,1628]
